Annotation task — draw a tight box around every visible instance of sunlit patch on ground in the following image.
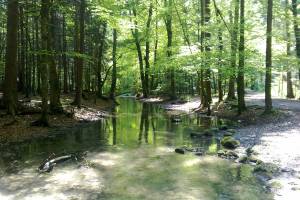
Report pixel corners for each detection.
[163,97,200,112]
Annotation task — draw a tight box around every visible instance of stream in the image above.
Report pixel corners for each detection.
[0,98,272,200]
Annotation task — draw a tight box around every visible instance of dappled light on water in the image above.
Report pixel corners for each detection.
[0,98,272,200]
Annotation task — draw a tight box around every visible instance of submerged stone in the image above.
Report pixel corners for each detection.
[221,136,240,149]
[249,156,262,164]
[227,129,236,134]
[190,130,213,138]
[203,130,213,136]
[239,156,249,163]
[175,148,185,154]
[210,127,219,132]
[219,125,228,131]
[190,132,202,138]
[224,132,233,137]
[175,147,205,156]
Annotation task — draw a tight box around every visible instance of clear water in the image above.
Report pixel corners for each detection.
[0,98,272,200]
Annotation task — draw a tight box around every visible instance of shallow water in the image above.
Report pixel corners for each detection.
[0,98,272,200]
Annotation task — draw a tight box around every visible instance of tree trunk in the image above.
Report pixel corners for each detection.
[286,0,295,99]
[48,3,62,113]
[73,0,85,107]
[4,0,19,116]
[237,0,246,114]
[217,19,223,102]
[110,29,117,99]
[144,2,153,97]
[62,14,68,94]
[25,4,31,98]
[292,0,300,83]
[131,6,147,97]
[265,0,273,113]
[165,0,175,99]
[37,0,50,126]
[35,16,41,95]
[97,22,107,98]
[227,1,239,100]
[201,0,212,115]
[18,5,25,93]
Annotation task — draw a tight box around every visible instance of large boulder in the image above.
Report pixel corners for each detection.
[221,136,240,149]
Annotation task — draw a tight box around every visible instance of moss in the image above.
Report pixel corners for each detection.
[254,163,280,174]
[221,136,240,149]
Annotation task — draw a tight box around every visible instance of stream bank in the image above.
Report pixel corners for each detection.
[0,93,113,144]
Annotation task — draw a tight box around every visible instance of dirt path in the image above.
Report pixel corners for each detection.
[236,92,300,199]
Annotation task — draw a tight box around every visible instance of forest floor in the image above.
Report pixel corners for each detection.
[156,91,300,199]
[0,93,114,144]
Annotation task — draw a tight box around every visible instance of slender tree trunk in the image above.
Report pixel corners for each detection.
[73,0,85,107]
[97,22,107,98]
[25,3,31,98]
[62,14,68,94]
[265,0,273,113]
[286,0,295,98]
[152,0,159,91]
[4,0,19,116]
[35,16,41,95]
[32,19,36,95]
[18,5,25,93]
[237,0,246,114]
[110,29,117,99]
[227,1,239,100]
[131,7,147,97]
[36,0,50,126]
[144,2,153,97]
[199,0,204,103]
[49,4,62,113]
[217,19,223,102]
[292,0,300,82]
[200,0,212,115]
[165,0,175,99]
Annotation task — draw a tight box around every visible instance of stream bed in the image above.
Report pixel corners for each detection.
[0,98,272,200]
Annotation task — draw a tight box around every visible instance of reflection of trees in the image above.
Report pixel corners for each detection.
[111,106,117,145]
[194,114,216,152]
[138,103,150,144]
[150,104,157,145]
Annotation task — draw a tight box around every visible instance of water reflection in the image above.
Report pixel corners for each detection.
[0,98,272,200]
[0,98,230,173]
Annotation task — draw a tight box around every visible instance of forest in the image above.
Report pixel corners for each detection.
[0,0,300,199]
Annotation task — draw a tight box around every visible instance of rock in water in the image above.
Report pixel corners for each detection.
[219,125,228,130]
[221,136,240,149]
[190,132,202,138]
[217,150,239,160]
[224,132,233,137]
[203,130,213,136]
[175,148,185,154]
[254,163,280,174]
